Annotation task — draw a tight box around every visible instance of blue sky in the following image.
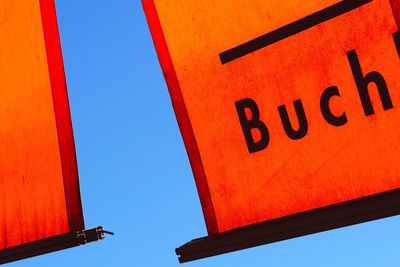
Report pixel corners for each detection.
[8,0,400,266]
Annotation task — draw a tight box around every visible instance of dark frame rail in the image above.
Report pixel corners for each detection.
[177,189,400,263]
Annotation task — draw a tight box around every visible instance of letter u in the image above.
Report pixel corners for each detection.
[278,100,308,140]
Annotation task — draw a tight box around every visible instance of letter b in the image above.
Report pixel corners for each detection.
[235,98,269,153]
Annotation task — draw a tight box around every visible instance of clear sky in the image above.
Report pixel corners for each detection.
[8,0,400,266]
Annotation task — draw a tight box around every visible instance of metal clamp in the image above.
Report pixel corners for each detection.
[77,230,87,245]
[76,226,114,246]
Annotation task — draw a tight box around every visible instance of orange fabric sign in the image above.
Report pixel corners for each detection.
[144,0,400,234]
[0,0,83,250]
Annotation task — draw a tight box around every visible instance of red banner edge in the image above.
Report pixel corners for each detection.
[390,0,400,28]
[39,0,85,232]
[142,0,219,235]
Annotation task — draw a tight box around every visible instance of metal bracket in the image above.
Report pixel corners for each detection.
[77,230,87,245]
[77,226,114,246]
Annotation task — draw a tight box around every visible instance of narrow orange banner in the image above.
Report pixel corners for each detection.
[0,0,84,250]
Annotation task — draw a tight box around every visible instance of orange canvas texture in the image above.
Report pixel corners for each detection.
[0,0,83,249]
[144,0,400,234]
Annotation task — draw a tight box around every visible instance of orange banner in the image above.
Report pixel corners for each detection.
[0,0,84,250]
[144,0,400,234]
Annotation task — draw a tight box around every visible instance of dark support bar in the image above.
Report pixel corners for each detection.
[0,226,113,265]
[176,189,400,263]
[394,31,400,56]
[219,0,372,64]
